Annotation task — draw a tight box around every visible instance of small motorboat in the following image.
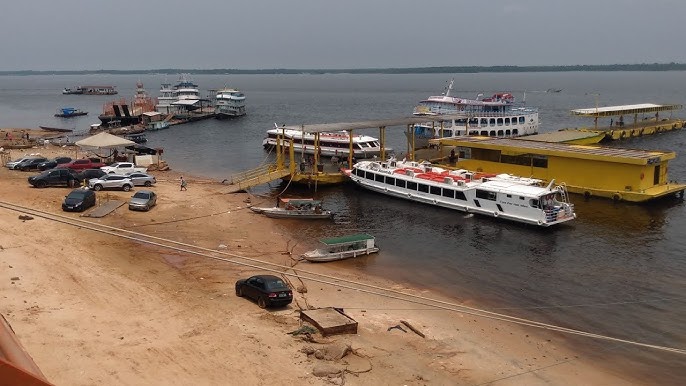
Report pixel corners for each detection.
[301,233,379,262]
[54,107,88,118]
[249,198,333,219]
[39,126,74,133]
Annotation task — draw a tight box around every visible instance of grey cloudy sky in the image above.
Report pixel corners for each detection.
[1,0,684,71]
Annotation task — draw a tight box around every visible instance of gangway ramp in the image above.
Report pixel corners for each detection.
[224,163,291,193]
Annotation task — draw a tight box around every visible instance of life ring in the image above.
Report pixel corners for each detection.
[493,211,499,217]
[537,220,543,226]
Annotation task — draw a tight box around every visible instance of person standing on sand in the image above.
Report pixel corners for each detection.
[180,176,187,191]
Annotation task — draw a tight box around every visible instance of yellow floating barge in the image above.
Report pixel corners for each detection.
[565,103,685,141]
[430,136,686,202]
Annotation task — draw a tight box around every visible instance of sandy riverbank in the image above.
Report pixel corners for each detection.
[0,144,640,385]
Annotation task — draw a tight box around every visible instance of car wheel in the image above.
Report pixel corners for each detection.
[257,296,267,309]
[144,205,150,211]
[94,184,103,191]
[35,181,47,188]
[122,184,132,192]
[236,286,243,297]
[144,181,152,187]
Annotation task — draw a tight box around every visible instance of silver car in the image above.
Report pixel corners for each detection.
[7,156,43,170]
[88,174,133,191]
[129,190,157,211]
[125,172,157,187]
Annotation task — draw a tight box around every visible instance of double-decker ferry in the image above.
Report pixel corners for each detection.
[346,158,576,227]
[263,126,391,159]
[409,79,539,148]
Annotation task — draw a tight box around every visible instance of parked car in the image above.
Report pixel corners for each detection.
[15,157,49,171]
[7,156,44,170]
[235,275,293,308]
[62,188,96,212]
[60,158,106,171]
[126,172,156,187]
[28,169,82,188]
[88,174,133,191]
[38,156,73,171]
[128,190,157,211]
[100,162,147,175]
[76,168,107,183]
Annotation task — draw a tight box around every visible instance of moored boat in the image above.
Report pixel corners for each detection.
[214,87,246,118]
[346,157,576,227]
[249,198,333,219]
[409,79,539,148]
[62,87,83,95]
[301,233,379,262]
[39,126,74,133]
[263,125,391,159]
[54,107,88,118]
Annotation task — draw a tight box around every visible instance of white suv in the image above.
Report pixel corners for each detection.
[88,174,133,191]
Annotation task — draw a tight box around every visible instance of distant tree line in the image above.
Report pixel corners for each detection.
[2,63,686,76]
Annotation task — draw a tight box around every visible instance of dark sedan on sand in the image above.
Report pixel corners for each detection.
[235,275,293,308]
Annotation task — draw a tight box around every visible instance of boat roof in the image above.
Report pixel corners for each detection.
[431,136,675,165]
[571,103,682,117]
[280,198,320,205]
[286,114,469,134]
[319,233,375,246]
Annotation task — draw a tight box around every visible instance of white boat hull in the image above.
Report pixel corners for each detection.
[302,247,379,262]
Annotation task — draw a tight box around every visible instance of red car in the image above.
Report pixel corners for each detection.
[60,159,106,171]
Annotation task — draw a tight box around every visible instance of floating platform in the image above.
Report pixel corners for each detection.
[522,130,606,145]
[300,307,358,336]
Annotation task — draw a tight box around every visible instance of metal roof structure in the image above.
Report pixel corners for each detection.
[571,103,682,117]
[433,136,675,163]
[279,114,468,133]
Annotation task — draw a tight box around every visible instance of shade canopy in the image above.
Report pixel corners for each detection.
[75,132,135,149]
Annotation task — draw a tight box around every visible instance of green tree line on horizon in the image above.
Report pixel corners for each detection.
[2,63,685,75]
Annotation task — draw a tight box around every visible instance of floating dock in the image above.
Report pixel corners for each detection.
[429,136,686,202]
[564,103,684,141]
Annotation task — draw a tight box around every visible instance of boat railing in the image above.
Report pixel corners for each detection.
[228,163,279,185]
[414,106,538,117]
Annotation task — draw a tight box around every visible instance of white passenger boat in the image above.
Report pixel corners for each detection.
[301,233,379,262]
[346,158,576,227]
[263,125,391,159]
[214,88,246,118]
[409,79,539,148]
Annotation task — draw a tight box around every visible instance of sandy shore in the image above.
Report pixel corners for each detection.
[0,144,641,385]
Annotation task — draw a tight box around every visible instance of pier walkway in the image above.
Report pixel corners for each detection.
[224,163,291,193]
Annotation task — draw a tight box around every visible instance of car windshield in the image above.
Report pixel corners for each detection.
[67,191,88,199]
[133,192,150,199]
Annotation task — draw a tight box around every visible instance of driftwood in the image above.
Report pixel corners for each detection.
[400,320,425,338]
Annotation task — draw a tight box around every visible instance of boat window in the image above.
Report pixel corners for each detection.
[497,130,504,136]
[363,171,372,179]
[519,196,525,200]
[497,118,503,126]
[468,118,478,125]
[386,177,395,186]
[374,173,385,183]
[407,181,417,191]
[505,130,511,135]
[418,184,429,193]
[480,131,488,136]
[489,118,496,126]
[442,188,454,198]
[505,118,510,125]
[532,156,548,168]
[395,178,406,188]
[456,118,467,125]
[430,186,442,196]
[530,199,540,208]
[455,191,467,200]
[476,189,497,201]
[513,129,519,135]
[480,118,488,126]
[353,168,363,177]
[519,116,525,124]
[490,131,496,136]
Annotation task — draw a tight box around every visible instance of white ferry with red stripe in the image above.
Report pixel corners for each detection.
[346,158,576,227]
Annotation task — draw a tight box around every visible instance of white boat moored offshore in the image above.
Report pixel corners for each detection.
[346,157,576,227]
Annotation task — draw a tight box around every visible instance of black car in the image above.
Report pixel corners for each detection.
[62,189,96,212]
[38,156,73,171]
[235,275,293,308]
[15,157,49,171]
[28,168,82,188]
[76,168,107,183]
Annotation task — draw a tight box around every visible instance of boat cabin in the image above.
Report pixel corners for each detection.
[317,234,376,254]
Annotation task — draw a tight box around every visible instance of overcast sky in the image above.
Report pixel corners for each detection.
[1,0,684,71]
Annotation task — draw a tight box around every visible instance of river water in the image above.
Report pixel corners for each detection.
[1,72,685,383]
